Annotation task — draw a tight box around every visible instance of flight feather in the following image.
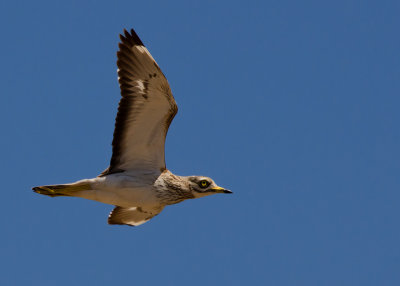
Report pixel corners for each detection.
[101,29,178,177]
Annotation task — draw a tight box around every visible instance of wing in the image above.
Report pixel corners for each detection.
[101,29,178,176]
[108,206,163,227]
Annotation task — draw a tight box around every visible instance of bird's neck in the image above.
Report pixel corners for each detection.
[154,170,194,205]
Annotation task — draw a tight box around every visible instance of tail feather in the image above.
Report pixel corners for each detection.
[33,182,91,197]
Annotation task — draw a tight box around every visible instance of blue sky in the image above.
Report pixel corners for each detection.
[1,0,399,285]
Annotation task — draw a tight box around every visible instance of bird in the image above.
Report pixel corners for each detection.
[32,28,231,227]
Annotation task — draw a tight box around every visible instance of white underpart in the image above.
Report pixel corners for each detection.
[73,173,161,211]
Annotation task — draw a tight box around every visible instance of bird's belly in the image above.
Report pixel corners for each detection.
[77,176,159,208]
[113,187,157,207]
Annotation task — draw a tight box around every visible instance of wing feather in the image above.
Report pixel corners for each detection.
[101,29,177,177]
[108,206,163,226]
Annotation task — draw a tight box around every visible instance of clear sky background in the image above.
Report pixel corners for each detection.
[1,1,399,285]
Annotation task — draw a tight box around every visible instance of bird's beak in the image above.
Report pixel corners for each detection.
[211,186,233,194]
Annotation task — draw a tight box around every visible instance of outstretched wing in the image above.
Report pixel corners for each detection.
[108,206,163,227]
[101,29,178,176]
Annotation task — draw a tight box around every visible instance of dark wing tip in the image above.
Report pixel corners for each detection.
[120,28,144,48]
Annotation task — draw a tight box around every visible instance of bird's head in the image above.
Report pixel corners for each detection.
[186,176,232,198]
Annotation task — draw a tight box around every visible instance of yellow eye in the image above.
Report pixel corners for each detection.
[199,180,209,188]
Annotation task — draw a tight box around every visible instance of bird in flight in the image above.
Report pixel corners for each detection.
[33,28,231,227]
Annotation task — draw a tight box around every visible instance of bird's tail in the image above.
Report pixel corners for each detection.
[33,181,91,197]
